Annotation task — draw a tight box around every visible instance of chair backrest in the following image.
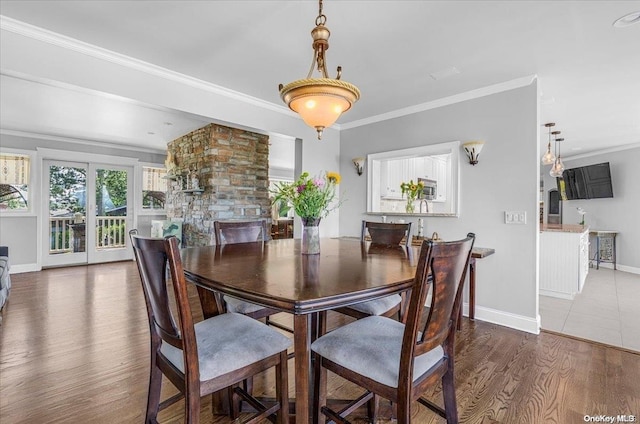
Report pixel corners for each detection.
[400,233,475,380]
[129,230,197,358]
[361,221,412,247]
[214,220,268,245]
[360,241,411,259]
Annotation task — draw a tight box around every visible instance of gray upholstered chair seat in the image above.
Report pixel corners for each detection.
[224,296,267,314]
[345,294,402,316]
[311,315,443,388]
[162,312,291,381]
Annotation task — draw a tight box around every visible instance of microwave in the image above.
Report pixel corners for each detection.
[418,178,437,200]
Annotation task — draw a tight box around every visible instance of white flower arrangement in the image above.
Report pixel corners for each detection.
[577,207,587,226]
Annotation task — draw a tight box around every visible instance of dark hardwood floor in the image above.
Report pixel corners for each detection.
[1,262,638,423]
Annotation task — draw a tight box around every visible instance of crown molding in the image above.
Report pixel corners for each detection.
[341,75,537,130]
[2,15,535,134]
[0,128,167,154]
[0,15,294,117]
[562,142,640,161]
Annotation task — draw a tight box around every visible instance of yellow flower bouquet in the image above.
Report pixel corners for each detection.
[400,180,424,213]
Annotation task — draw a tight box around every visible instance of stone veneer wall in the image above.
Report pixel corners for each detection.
[165,123,270,246]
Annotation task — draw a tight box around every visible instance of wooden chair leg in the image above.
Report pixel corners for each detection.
[276,351,289,424]
[442,367,459,424]
[313,355,327,424]
[243,377,254,397]
[396,397,411,424]
[209,389,229,415]
[367,393,380,423]
[229,385,240,420]
[184,389,201,424]
[146,360,163,423]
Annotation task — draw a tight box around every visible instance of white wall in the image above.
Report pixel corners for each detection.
[542,146,640,272]
[340,84,540,333]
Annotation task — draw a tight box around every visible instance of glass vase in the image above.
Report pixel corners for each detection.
[405,199,415,214]
[301,217,321,255]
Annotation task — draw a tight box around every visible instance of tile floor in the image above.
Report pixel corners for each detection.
[539,267,640,352]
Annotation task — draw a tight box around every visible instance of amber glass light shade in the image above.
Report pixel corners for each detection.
[278,0,360,140]
[282,78,359,139]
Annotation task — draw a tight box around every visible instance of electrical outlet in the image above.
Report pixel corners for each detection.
[505,211,527,224]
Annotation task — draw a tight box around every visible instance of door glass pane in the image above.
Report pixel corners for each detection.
[49,165,87,254]
[95,168,128,250]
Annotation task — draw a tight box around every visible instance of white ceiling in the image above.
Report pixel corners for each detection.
[1,1,639,156]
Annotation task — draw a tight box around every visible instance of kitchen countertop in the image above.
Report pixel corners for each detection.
[541,224,588,233]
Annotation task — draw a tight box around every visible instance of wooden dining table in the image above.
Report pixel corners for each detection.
[181,238,419,424]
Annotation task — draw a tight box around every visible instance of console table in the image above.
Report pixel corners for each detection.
[590,230,618,270]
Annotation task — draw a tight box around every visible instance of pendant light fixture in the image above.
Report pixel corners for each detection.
[541,122,556,165]
[278,0,360,140]
[549,136,565,177]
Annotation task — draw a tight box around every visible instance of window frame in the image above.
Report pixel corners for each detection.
[0,147,37,217]
[137,162,168,216]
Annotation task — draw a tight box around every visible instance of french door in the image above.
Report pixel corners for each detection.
[42,160,133,267]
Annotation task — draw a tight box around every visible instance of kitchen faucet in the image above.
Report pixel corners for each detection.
[419,199,429,213]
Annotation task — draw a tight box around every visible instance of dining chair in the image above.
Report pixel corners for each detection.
[334,221,413,320]
[209,220,291,331]
[362,221,412,247]
[312,233,475,424]
[130,230,291,424]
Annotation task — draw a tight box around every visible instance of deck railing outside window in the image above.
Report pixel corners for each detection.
[95,216,126,249]
[49,217,74,253]
[48,216,126,253]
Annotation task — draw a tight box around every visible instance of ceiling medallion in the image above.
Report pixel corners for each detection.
[279,0,360,140]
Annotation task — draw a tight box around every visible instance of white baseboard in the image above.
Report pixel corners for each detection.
[592,262,640,275]
[425,296,540,334]
[463,302,540,335]
[9,263,40,274]
[539,289,575,300]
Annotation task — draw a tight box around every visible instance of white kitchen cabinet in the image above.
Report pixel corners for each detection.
[379,155,449,202]
[539,226,589,299]
[432,156,447,202]
[382,157,427,199]
[381,159,405,198]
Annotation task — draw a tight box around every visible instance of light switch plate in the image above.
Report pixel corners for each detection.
[505,211,527,224]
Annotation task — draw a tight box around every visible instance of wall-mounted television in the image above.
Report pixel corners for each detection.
[556,162,613,200]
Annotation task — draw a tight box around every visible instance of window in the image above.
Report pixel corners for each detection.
[0,153,30,211]
[269,178,294,218]
[142,166,167,210]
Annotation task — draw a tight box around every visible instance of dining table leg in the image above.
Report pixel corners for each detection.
[457,257,477,330]
[294,314,311,424]
[469,257,476,321]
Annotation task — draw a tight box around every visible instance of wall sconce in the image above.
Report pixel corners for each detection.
[352,157,365,176]
[462,141,485,165]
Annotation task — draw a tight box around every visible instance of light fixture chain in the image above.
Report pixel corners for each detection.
[279,0,360,139]
[317,0,324,23]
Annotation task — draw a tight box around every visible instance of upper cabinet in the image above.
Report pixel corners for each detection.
[380,155,448,202]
